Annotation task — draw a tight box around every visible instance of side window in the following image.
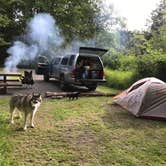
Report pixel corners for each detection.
[61,57,69,65]
[53,58,61,65]
[68,55,75,66]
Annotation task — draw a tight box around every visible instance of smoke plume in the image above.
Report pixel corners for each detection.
[5,13,63,71]
[5,13,98,71]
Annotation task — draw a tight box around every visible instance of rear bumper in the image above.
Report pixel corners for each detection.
[77,78,106,83]
[68,78,106,86]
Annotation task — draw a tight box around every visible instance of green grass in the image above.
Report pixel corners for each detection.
[0,91,166,165]
[97,85,120,94]
[0,97,15,165]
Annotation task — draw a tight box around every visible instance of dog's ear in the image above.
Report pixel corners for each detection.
[39,93,42,98]
[30,71,32,74]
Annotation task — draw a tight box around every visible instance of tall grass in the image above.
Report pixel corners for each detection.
[104,68,136,89]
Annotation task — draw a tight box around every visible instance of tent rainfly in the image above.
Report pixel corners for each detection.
[114,77,166,120]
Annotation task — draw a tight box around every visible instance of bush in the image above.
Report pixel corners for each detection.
[119,55,137,71]
[102,49,121,70]
[104,68,136,89]
[102,54,120,70]
[103,49,166,89]
[136,51,166,81]
[102,50,137,72]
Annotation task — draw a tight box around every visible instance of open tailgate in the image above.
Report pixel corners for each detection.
[79,47,108,57]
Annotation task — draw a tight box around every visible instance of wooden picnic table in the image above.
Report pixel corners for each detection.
[0,72,23,94]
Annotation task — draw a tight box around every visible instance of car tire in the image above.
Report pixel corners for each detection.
[44,74,49,82]
[86,84,97,91]
[60,75,68,90]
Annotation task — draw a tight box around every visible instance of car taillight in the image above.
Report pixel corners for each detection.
[102,70,105,79]
[71,69,76,77]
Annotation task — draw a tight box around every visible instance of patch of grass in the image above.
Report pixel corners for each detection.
[0,96,15,165]
[97,85,120,94]
[0,94,166,165]
[50,97,106,122]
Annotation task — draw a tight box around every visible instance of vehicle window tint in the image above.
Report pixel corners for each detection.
[69,55,75,66]
[90,57,102,69]
[61,57,68,65]
[53,58,61,65]
[77,56,102,69]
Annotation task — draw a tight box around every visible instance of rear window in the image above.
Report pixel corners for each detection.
[61,57,69,65]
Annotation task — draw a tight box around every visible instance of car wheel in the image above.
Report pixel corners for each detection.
[44,74,49,82]
[86,84,97,91]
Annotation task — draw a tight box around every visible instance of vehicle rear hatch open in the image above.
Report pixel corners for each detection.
[75,47,108,82]
[79,47,108,57]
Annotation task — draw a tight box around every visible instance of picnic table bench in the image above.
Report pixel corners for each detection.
[0,73,23,94]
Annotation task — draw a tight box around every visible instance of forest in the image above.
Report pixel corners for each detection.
[0,0,166,88]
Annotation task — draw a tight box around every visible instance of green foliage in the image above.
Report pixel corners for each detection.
[0,0,125,65]
[95,30,116,49]
[136,51,166,81]
[126,32,147,55]
[0,13,11,46]
[105,68,136,89]
[119,55,137,71]
[52,0,103,42]
[0,0,109,44]
[103,49,166,89]
[148,0,166,52]
[0,14,10,27]
[0,0,111,64]
[102,50,137,72]
[102,48,121,69]
[150,0,166,34]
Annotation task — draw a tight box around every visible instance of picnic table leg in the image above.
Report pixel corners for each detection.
[4,75,7,94]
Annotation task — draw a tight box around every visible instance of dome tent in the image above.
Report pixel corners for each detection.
[114,77,166,120]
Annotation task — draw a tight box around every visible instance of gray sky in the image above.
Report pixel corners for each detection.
[105,0,160,31]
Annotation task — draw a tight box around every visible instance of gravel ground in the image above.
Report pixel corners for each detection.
[5,70,62,96]
[5,69,89,96]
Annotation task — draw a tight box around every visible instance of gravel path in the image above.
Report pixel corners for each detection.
[6,70,61,96]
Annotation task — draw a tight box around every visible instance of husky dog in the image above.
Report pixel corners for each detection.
[10,93,42,130]
[20,71,34,88]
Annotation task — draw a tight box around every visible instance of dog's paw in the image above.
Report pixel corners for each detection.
[30,124,35,128]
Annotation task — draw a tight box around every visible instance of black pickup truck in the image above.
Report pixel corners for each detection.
[35,47,107,90]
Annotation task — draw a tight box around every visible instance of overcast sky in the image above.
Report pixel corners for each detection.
[105,0,160,31]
